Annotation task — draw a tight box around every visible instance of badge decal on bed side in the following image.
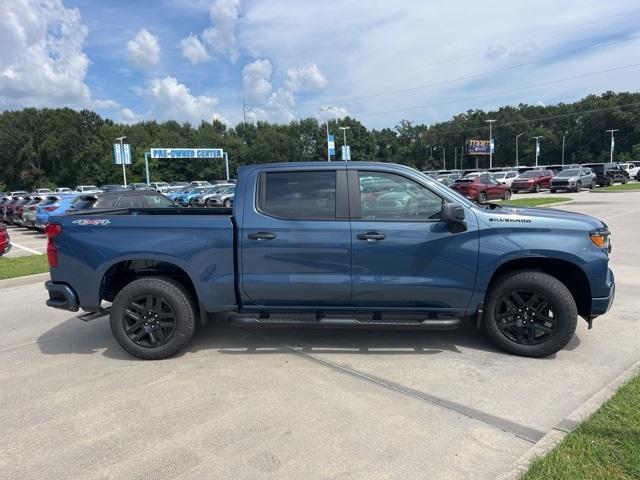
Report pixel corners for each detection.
[72,219,111,226]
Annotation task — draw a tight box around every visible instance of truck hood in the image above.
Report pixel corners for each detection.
[482,205,606,229]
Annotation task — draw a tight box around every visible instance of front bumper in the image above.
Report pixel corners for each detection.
[45,281,79,312]
[590,268,615,317]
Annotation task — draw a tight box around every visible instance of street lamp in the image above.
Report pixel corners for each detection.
[515,133,523,167]
[115,136,128,187]
[532,136,544,166]
[339,126,351,160]
[606,129,619,162]
[485,119,496,169]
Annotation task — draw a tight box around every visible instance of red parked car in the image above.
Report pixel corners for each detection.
[0,223,10,256]
[511,169,554,193]
[450,174,511,202]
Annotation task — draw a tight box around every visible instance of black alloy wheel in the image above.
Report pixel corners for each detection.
[123,294,176,348]
[494,290,557,346]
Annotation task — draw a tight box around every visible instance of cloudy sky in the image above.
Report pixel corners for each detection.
[1,0,639,128]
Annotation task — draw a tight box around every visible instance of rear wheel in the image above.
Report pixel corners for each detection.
[110,277,196,359]
[484,271,577,357]
[223,199,232,208]
[478,192,487,203]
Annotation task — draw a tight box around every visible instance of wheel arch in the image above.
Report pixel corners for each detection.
[487,257,591,318]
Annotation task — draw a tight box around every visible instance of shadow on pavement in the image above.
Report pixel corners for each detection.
[36,316,512,360]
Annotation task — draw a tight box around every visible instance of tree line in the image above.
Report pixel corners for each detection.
[1,91,639,190]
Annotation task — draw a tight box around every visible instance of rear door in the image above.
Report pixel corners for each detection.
[240,167,352,307]
[349,168,479,313]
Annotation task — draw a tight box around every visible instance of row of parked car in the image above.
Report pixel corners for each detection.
[426,161,637,202]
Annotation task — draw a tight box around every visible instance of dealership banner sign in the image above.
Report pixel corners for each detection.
[150,148,224,159]
[467,139,491,155]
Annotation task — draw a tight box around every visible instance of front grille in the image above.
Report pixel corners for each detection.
[553,180,569,186]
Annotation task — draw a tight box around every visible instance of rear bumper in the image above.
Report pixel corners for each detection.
[45,281,79,312]
[590,268,615,317]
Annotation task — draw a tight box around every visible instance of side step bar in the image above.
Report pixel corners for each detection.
[78,307,111,322]
[227,314,462,330]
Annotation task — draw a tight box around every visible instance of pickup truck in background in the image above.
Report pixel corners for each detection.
[44,162,615,360]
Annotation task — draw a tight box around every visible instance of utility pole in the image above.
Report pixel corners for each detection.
[606,129,619,162]
[561,131,567,166]
[485,119,496,169]
[242,99,247,125]
[532,136,543,166]
[434,146,446,170]
[515,133,523,167]
[115,136,127,187]
[224,152,230,180]
[454,147,457,170]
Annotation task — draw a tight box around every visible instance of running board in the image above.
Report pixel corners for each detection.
[227,314,461,330]
[78,307,111,322]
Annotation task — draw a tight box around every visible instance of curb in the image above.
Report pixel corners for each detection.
[0,272,49,289]
[496,358,640,480]
[589,188,640,193]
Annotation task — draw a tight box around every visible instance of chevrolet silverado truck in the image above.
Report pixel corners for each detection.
[44,162,615,360]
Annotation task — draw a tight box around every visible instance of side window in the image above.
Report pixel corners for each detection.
[358,171,443,221]
[114,196,142,208]
[143,195,173,208]
[259,171,336,220]
[488,177,500,185]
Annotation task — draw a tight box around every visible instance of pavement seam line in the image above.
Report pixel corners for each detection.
[284,343,544,444]
[495,357,640,480]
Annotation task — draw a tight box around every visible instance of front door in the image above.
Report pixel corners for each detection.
[350,169,478,313]
[240,168,351,308]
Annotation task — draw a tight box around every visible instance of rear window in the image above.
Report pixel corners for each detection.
[519,171,542,178]
[258,171,336,220]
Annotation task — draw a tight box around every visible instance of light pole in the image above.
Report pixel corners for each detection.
[224,152,230,180]
[606,129,619,162]
[320,106,339,162]
[115,136,127,187]
[532,136,543,166]
[485,119,496,169]
[339,126,351,160]
[561,131,567,166]
[515,133,523,167]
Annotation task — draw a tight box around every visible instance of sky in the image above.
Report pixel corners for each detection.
[1,0,639,129]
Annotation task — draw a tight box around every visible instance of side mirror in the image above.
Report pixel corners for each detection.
[501,181,506,185]
[441,203,466,232]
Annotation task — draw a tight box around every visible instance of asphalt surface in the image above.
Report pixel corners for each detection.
[0,190,638,479]
[2,225,47,258]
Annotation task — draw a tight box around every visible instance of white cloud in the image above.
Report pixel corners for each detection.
[285,63,328,92]
[120,107,145,124]
[265,88,295,123]
[92,99,119,109]
[127,28,161,69]
[147,76,226,124]
[180,34,210,65]
[179,0,240,63]
[242,59,272,101]
[0,0,92,108]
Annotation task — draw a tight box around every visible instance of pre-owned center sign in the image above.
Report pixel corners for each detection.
[150,148,223,159]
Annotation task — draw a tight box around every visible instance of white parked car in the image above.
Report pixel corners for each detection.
[54,187,73,193]
[75,185,101,193]
[620,162,640,179]
[33,188,53,195]
[492,171,519,187]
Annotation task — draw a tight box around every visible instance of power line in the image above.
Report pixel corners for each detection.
[350,62,640,118]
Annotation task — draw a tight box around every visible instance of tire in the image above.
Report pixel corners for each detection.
[590,181,596,190]
[478,192,487,203]
[575,181,582,192]
[502,190,511,200]
[534,183,540,193]
[550,188,556,193]
[622,176,628,185]
[483,271,578,358]
[223,199,231,208]
[110,277,196,360]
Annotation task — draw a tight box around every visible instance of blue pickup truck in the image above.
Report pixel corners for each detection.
[44,162,614,359]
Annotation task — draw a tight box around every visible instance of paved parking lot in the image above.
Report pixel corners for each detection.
[2,225,46,258]
[0,190,639,479]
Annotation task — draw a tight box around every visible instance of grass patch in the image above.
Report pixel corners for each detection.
[497,197,572,207]
[0,254,49,280]
[596,183,640,192]
[522,374,640,480]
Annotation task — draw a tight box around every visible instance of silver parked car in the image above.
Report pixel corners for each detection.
[190,184,235,207]
[205,185,236,207]
[549,168,596,192]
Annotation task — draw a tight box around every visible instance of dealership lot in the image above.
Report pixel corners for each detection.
[1,226,47,258]
[0,190,639,479]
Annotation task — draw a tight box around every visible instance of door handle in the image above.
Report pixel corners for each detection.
[357,232,385,241]
[247,232,276,240]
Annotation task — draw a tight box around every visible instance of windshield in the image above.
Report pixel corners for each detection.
[558,169,580,177]
[519,171,542,178]
[493,173,506,179]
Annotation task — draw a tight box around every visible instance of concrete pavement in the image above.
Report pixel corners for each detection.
[0,190,638,479]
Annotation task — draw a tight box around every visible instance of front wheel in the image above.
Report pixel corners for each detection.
[223,199,231,208]
[575,181,582,192]
[590,181,596,190]
[483,271,577,357]
[502,190,511,200]
[478,192,487,203]
[110,277,196,359]
[534,183,540,193]
[622,176,628,185]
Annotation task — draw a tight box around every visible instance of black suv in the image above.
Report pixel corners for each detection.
[66,191,178,212]
[581,162,628,187]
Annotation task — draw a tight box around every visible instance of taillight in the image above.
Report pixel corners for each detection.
[44,206,57,212]
[45,223,62,267]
